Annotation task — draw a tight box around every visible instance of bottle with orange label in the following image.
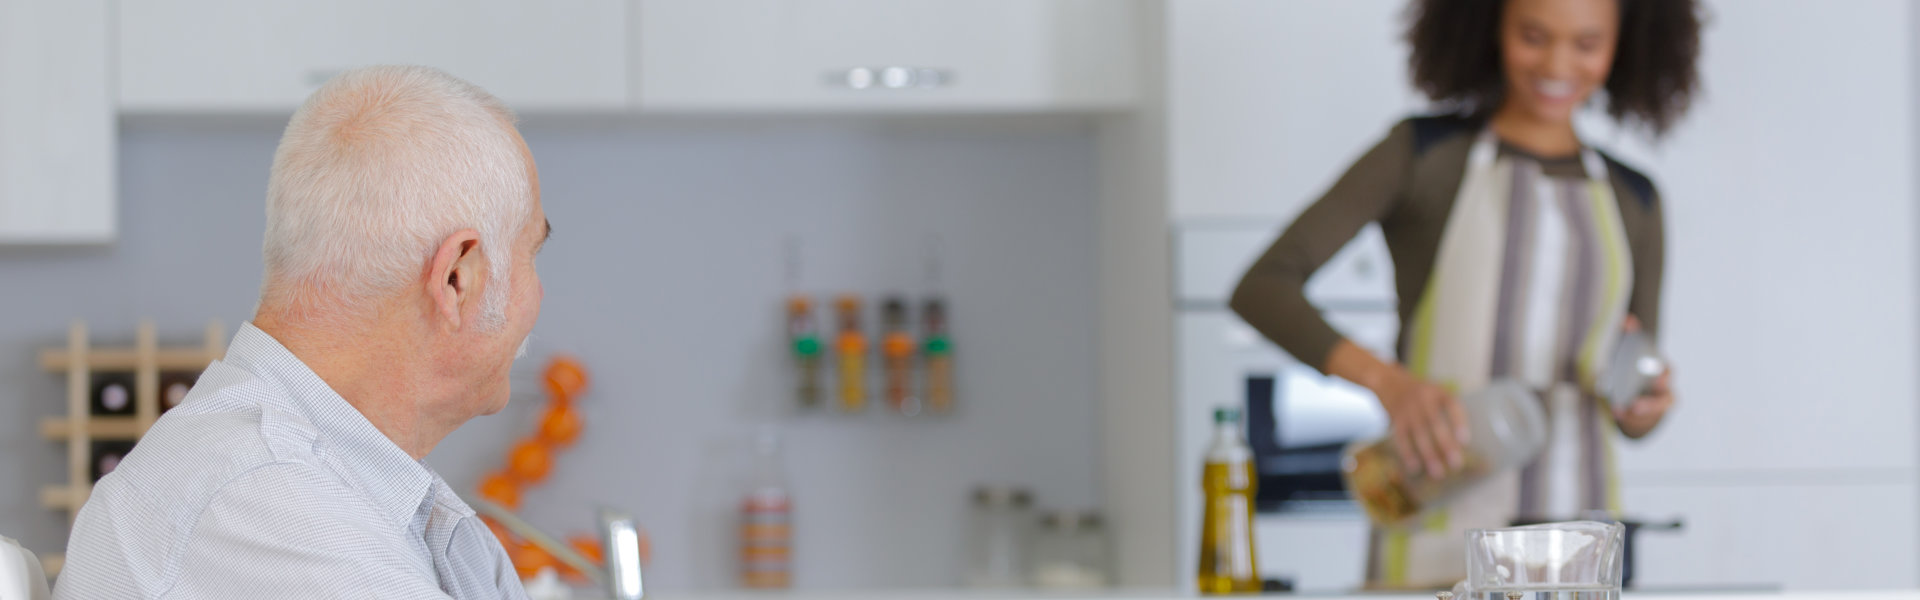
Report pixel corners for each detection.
[740,428,793,589]
[880,297,917,414]
[833,295,867,412]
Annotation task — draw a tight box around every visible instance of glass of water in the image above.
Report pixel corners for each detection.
[1462,521,1625,600]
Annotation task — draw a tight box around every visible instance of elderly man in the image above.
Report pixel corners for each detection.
[54,66,547,599]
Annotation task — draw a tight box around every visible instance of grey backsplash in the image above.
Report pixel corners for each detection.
[0,115,1101,590]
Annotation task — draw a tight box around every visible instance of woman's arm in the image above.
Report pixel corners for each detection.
[1229,122,1412,372]
[1229,120,1469,477]
[1617,182,1671,439]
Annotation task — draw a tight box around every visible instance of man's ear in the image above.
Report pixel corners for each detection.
[426,229,485,331]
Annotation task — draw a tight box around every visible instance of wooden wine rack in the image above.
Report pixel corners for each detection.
[37,319,225,574]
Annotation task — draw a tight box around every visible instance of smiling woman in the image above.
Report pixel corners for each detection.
[1406,0,1702,141]
[1227,0,1702,588]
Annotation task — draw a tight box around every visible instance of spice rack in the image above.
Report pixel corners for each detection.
[36,319,225,574]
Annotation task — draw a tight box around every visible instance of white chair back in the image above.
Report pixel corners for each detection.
[0,536,49,600]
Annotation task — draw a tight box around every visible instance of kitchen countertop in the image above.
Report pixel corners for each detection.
[566,588,1914,600]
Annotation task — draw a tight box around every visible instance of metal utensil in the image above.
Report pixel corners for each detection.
[466,496,645,599]
[599,508,645,600]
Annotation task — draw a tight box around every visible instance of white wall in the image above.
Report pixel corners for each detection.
[1610,0,1916,588]
[1168,0,1424,223]
[1166,0,1919,590]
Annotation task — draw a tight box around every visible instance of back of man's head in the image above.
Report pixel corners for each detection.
[261,65,532,330]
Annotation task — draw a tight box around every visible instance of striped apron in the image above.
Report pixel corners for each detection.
[1365,129,1634,588]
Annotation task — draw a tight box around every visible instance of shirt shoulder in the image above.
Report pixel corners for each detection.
[158,461,443,599]
[92,357,331,509]
[1401,112,1486,157]
[56,360,340,598]
[1597,149,1659,208]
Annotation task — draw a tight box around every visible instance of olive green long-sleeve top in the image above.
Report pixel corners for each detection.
[1229,114,1666,373]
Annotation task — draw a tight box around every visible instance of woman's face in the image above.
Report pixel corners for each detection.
[1499,0,1620,125]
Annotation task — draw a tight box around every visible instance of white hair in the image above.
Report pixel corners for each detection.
[261,65,532,330]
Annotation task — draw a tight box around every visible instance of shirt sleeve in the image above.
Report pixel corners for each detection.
[433,515,530,600]
[1627,185,1666,339]
[1229,120,1415,372]
[164,463,453,600]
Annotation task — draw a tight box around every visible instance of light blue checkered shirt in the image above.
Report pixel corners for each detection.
[54,323,529,599]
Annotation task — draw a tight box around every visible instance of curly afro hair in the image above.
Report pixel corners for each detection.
[1404,0,1702,137]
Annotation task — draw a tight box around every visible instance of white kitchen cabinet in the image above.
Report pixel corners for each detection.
[117,1,629,113]
[0,0,114,243]
[634,0,1136,113]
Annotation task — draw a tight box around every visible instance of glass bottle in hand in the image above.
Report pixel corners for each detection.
[1341,379,1548,525]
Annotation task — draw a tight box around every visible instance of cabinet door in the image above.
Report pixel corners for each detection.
[634,0,1135,112]
[118,0,628,112]
[0,0,114,243]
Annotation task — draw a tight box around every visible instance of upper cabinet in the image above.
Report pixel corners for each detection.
[0,0,114,243]
[113,0,1135,114]
[116,0,630,113]
[633,0,1137,112]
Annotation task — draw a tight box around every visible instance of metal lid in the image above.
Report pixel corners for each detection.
[1037,509,1104,532]
[1213,407,1241,424]
[1040,511,1072,530]
[972,485,1034,507]
[1079,512,1104,530]
[1599,330,1664,410]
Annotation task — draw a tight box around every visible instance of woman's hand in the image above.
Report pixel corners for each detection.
[1375,369,1471,479]
[1615,367,1672,438]
[1614,315,1674,439]
[1327,339,1469,478]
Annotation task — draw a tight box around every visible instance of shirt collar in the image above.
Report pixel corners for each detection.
[222,322,438,530]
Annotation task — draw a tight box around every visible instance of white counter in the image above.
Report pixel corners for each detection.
[582,589,1920,600]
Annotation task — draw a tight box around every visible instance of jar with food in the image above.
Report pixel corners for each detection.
[965,486,1035,588]
[1341,379,1548,525]
[1031,510,1110,589]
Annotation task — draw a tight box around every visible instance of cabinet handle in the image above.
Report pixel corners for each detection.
[827,67,951,90]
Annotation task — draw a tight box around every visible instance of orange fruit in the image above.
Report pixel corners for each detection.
[511,544,559,580]
[507,439,553,484]
[557,534,605,583]
[543,356,590,401]
[537,404,584,447]
[570,534,605,566]
[478,472,521,510]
